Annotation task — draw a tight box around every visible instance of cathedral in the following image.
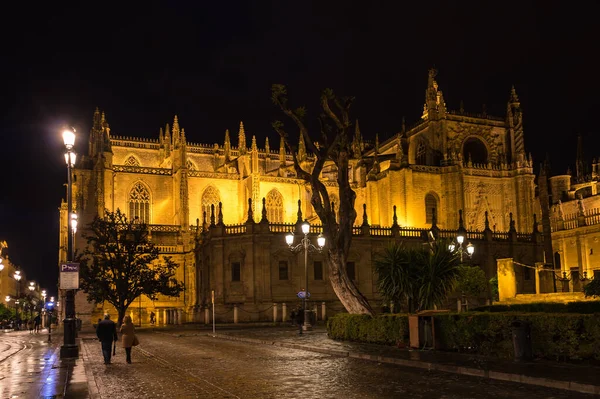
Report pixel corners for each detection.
[59,70,544,325]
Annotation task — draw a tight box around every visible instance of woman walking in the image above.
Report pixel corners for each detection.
[119,315,137,364]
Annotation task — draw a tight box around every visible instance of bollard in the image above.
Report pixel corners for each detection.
[313,303,318,321]
[273,303,278,323]
[234,304,239,324]
[321,302,326,321]
[177,309,183,325]
[282,303,287,324]
[457,299,462,313]
[204,307,209,325]
[163,309,168,325]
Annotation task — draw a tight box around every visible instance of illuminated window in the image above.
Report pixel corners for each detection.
[425,193,438,224]
[124,156,140,167]
[202,186,221,221]
[266,189,284,223]
[278,261,288,280]
[128,182,151,223]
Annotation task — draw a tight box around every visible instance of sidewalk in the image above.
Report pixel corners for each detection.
[156,323,600,396]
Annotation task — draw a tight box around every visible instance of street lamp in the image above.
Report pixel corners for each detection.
[13,271,21,323]
[285,220,326,332]
[448,231,475,262]
[62,126,78,358]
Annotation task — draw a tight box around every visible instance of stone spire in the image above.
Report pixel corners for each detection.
[159,127,164,147]
[164,123,171,158]
[279,136,286,167]
[351,119,364,159]
[576,133,587,183]
[265,137,270,154]
[224,129,231,161]
[172,115,180,146]
[238,121,247,155]
[251,135,259,173]
[507,85,525,163]
[298,133,307,161]
[422,68,446,121]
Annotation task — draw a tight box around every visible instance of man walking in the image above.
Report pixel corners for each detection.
[96,314,118,364]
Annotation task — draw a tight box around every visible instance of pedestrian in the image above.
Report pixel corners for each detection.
[150,311,155,325]
[120,315,138,364]
[34,314,41,333]
[96,314,118,365]
[28,318,34,334]
[295,307,304,335]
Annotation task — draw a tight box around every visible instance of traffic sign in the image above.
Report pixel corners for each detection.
[297,290,311,299]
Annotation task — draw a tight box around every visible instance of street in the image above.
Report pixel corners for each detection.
[0,327,594,398]
[78,328,587,399]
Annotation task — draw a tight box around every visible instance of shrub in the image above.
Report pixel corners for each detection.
[327,313,409,345]
[472,301,600,314]
[433,312,600,361]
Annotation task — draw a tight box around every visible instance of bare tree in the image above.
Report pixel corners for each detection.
[272,84,373,315]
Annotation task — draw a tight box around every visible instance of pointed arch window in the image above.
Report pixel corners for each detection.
[416,141,427,165]
[266,189,284,223]
[425,193,438,224]
[129,182,151,223]
[202,186,221,221]
[124,156,140,167]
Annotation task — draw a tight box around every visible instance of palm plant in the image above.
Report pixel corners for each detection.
[375,240,462,313]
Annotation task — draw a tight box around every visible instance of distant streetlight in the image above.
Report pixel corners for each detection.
[285,220,326,332]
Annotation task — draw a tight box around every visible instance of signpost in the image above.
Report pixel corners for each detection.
[211,290,215,335]
[60,263,80,290]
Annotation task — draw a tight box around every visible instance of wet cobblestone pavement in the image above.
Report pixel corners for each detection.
[80,326,592,398]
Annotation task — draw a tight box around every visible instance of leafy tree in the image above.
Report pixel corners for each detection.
[0,303,15,321]
[583,278,600,298]
[78,209,184,325]
[271,85,372,315]
[455,265,488,309]
[489,276,499,302]
[375,240,462,312]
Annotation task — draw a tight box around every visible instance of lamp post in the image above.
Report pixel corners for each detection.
[0,257,4,299]
[14,271,21,326]
[61,126,79,358]
[285,220,326,332]
[448,231,475,263]
[47,296,55,342]
[41,290,47,328]
[28,282,35,320]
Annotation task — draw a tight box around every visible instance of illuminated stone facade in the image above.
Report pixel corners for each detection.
[60,70,544,324]
[549,135,600,292]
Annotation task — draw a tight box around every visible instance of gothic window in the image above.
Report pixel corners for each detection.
[278,261,289,280]
[425,193,438,224]
[186,160,196,170]
[124,156,140,166]
[201,186,221,221]
[462,138,488,164]
[314,261,323,280]
[266,189,284,223]
[415,141,427,165]
[231,262,241,282]
[128,182,151,223]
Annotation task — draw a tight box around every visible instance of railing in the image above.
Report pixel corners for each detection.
[113,165,172,175]
[157,245,178,253]
[270,223,296,233]
[224,225,246,235]
[149,225,181,232]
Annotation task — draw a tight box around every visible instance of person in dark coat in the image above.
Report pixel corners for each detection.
[294,307,304,335]
[96,314,118,364]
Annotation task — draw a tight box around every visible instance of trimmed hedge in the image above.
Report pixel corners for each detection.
[327,313,409,345]
[326,312,600,362]
[472,301,600,314]
[433,312,600,361]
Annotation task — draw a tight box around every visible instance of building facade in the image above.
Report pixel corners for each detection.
[60,70,544,324]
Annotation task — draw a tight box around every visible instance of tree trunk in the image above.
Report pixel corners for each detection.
[327,248,373,315]
[117,306,127,327]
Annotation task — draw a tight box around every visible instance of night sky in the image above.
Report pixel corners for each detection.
[1,1,598,295]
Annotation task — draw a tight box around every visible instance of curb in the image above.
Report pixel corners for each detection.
[208,333,600,395]
[80,339,101,399]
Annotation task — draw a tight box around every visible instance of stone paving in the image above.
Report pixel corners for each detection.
[78,326,592,398]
